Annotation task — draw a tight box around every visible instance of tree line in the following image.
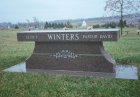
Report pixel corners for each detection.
[93,20,127,28]
[13,20,129,29]
[44,21,73,29]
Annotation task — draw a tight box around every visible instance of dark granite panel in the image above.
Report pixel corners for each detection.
[26,42,115,73]
[17,29,119,42]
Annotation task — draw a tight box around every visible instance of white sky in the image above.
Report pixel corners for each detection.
[0,0,106,23]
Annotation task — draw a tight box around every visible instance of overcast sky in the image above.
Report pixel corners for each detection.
[0,0,106,23]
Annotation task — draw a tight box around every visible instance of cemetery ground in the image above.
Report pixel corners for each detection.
[0,28,140,97]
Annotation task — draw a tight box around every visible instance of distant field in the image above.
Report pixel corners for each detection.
[0,28,140,97]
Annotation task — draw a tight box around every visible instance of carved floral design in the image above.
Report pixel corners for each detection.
[50,50,78,59]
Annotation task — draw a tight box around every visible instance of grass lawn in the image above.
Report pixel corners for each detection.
[0,28,140,97]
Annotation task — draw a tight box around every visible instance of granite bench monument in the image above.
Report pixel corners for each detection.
[17,29,119,77]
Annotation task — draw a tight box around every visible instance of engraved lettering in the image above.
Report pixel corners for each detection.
[61,34,65,40]
[100,34,113,39]
[66,34,70,40]
[48,34,53,40]
[108,35,112,38]
[70,34,75,40]
[56,34,61,40]
[47,34,80,40]
[83,34,98,39]
[25,35,38,40]
[94,35,98,38]
[75,34,79,40]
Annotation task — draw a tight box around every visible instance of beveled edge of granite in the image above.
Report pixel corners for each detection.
[27,69,115,78]
[18,29,120,33]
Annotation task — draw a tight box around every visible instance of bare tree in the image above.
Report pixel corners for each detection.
[33,17,39,29]
[138,19,140,29]
[26,19,30,28]
[104,0,140,35]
